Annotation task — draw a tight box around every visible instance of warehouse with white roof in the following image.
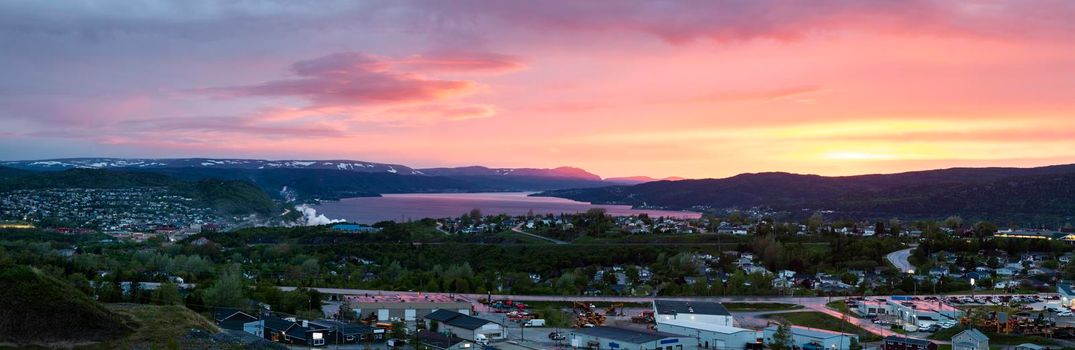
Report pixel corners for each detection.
[652,300,762,350]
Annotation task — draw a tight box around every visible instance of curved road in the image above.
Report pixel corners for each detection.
[887,247,915,273]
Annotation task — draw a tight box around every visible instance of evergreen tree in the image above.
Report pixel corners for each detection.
[769,322,793,350]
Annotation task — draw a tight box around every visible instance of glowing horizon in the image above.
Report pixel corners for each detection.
[2,1,1075,179]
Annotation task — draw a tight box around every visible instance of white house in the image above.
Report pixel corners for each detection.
[952,328,989,350]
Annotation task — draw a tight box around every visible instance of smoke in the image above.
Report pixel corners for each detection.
[295,204,344,226]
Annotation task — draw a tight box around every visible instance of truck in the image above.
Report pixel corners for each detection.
[524,319,546,327]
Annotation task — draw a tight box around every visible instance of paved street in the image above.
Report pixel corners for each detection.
[886,247,915,272]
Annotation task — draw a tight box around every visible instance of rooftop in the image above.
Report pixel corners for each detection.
[765,325,855,340]
[885,335,935,346]
[577,326,684,344]
[658,319,754,334]
[424,310,497,330]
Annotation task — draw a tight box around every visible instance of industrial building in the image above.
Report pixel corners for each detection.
[423,309,505,342]
[570,326,698,350]
[763,325,858,350]
[653,300,734,327]
[885,297,962,327]
[655,319,761,350]
[344,294,472,322]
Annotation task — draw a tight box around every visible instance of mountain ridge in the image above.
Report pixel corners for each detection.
[535,163,1075,222]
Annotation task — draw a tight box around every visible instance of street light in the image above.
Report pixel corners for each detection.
[970,278,976,298]
[907,269,916,296]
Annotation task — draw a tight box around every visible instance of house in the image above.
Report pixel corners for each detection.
[417,330,477,350]
[1059,283,1075,307]
[763,325,858,350]
[952,328,989,350]
[308,319,375,344]
[423,310,504,342]
[653,300,734,327]
[214,308,259,331]
[996,268,1018,276]
[243,320,264,338]
[928,268,949,278]
[883,336,938,350]
[570,326,698,350]
[260,316,331,347]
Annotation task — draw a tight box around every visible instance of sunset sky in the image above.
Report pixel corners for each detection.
[2,1,1075,179]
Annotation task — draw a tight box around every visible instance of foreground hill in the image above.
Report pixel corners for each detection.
[0,265,136,345]
[536,165,1075,221]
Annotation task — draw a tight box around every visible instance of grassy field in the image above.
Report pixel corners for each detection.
[724,302,803,311]
[826,300,851,314]
[86,304,222,349]
[763,311,881,342]
[495,230,555,244]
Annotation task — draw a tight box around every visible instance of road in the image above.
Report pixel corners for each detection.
[887,247,915,273]
[511,223,568,245]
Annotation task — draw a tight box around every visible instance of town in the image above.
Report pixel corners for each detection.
[0,187,234,236]
[6,202,1075,349]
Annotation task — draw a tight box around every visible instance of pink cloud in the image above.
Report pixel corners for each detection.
[197,52,479,107]
[396,51,526,73]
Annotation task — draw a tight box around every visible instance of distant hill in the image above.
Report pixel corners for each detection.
[0,265,136,345]
[419,165,602,180]
[605,176,687,185]
[1,157,423,174]
[0,169,276,216]
[0,166,31,180]
[2,158,609,180]
[136,167,615,200]
[536,164,1075,221]
[2,158,621,197]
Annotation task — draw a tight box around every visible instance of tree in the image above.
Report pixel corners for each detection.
[153,281,183,305]
[204,266,246,308]
[338,301,357,321]
[849,337,862,350]
[769,322,793,350]
[944,216,964,231]
[806,212,824,233]
[390,320,406,340]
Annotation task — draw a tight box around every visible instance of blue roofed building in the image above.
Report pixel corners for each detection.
[332,223,381,233]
